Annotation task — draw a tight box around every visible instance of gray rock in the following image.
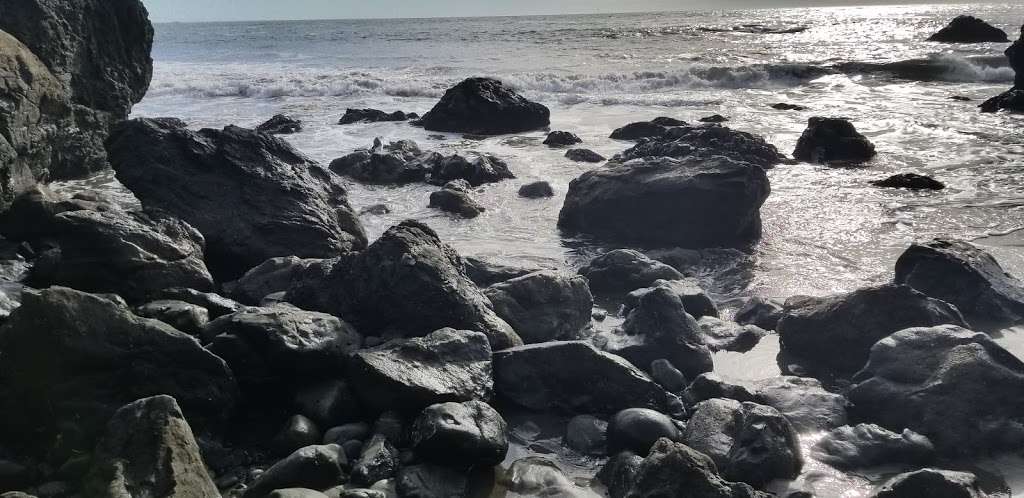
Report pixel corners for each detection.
[871,469,986,498]
[428,185,484,218]
[518,181,555,198]
[579,250,684,294]
[227,256,327,306]
[812,424,935,469]
[623,439,773,498]
[734,297,784,331]
[329,139,430,185]
[607,408,682,455]
[615,124,785,170]
[753,376,848,432]
[135,299,209,336]
[351,435,399,486]
[244,445,347,498]
[411,401,509,467]
[625,278,719,319]
[565,415,608,455]
[696,317,766,353]
[565,149,605,163]
[485,270,593,343]
[793,117,876,164]
[420,77,550,135]
[499,457,582,497]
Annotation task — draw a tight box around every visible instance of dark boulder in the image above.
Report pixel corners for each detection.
[83,396,219,497]
[928,15,1008,43]
[351,434,399,486]
[485,270,592,344]
[428,182,485,218]
[812,423,935,469]
[871,173,945,190]
[683,398,802,487]
[699,115,729,123]
[428,152,515,186]
[871,469,987,498]
[565,148,606,163]
[329,138,431,185]
[411,401,509,467]
[135,299,209,336]
[607,408,682,455]
[683,373,757,405]
[793,117,876,164]
[981,27,1024,112]
[625,279,719,319]
[517,181,555,198]
[895,238,1024,329]
[733,296,784,331]
[464,257,546,287]
[285,220,521,349]
[777,283,967,373]
[648,359,687,394]
[598,452,643,498]
[106,118,367,280]
[696,317,766,352]
[347,328,493,414]
[623,439,773,498]
[226,256,329,306]
[609,122,670,141]
[849,325,1024,455]
[257,114,303,134]
[771,103,808,111]
[559,156,770,248]
[565,415,608,455]
[616,124,785,170]
[243,444,347,498]
[420,78,550,135]
[493,341,668,414]
[580,250,684,294]
[753,376,849,432]
[338,108,412,125]
[0,287,238,459]
[543,131,582,147]
[396,464,470,498]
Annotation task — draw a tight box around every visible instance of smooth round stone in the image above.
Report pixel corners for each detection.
[607,408,682,455]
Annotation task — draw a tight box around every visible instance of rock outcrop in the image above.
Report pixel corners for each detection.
[793,117,876,164]
[615,123,785,170]
[927,15,1008,43]
[257,114,303,134]
[980,26,1024,112]
[420,77,550,135]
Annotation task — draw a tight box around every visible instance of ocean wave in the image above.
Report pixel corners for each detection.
[836,54,1013,83]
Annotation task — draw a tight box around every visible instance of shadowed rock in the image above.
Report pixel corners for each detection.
[793,117,876,164]
[928,15,1008,43]
[421,78,550,135]
[257,114,303,134]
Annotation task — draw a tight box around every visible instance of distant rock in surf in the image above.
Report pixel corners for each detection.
[565,148,606,163]
[927,15,1008,43]
[429,180,485,218]
[518,181,555,198]
[543,131,582,147]
[330,138,514,186]
[870,173,945,190]
[793,117,876,164]
[610,121,673,141]
[616,123,785,170]
[770,103,808,111]
[699,114,729,123]
[420,77,550,135]
[981,26,1024,112]
[338,108,416,125]
[257,114,303,134]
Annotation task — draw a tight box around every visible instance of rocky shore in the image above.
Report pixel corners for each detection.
[0,3,1022,498]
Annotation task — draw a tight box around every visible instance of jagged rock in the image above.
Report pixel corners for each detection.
[565,148,606,163]
[484,270,593,344]
[753,376,848,432]
[84,396,219,498]
[696,317,765,352]
[463,257,545,287]
[615,124,785,170]
[411,401,509,467]
[420,78,549,135]
[579,250,684,294]
[559,156,770,248]
[607,408,682,455]
[106,118,367,280]
[598,452,643,498]
[849,325,1024,455]
[285,221,521,350]
[0,287,237,459]
[338,108,412,125]
[152,287,245,319]
[871,469,986,498]
[243,445,347,498]
[895,238,1024,329]
[428,183,484,218]
[685,399,802,487]
[625,279,718,319]
[928,15,1008,43]
[793,117,877,164]
[544,131,582,147]
[494,341,668,414]
[565,415,608,455]
[623,439,773,498]
[347,328,493,414]
[135,299,209,336]
[518,181,555,198]
[871,173,945,190]
[351,435,398,486]
[777,283,967,373]
[733,297,784,331]
[812,424,935,469]
[226,256,328,306]
[257,114,303,134]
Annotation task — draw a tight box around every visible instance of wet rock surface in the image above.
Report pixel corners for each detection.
[258,114,303,134]
[812,423,935,469]
[420,77,550,135]
[484,270,593,344]
[580,250,684,294]
[793,117,877,164]
[871,173,945,190]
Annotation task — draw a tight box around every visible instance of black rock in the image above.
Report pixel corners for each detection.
[294,379,362,428]
[493,341,668,414]
[793,117,876,164]
[683,373,757,405]
[607,408,682,455]
[771,103,809,111]
[543,131,582,147]
[980,88,1024,113]
[565,415,608,455]
[518,181,555,198]
[420,77,550,135]
[152,287,245,319]
[484,270,593,344]
[257,114,303,134]
[396,464,470,498]
[734,296,785,331]
[565,148,606,163]
[429,152,515,186]
[696,317,766,353]
[610,121,670,141]
[597,452,643,498]
[753,376,849,432]
[616,124,785,170]
[950,95,973,101]
[579,250,685,294]
[323,422,371,446]
[329,139,431,185]
[684,398,802,487]
[559,156,771,248]
[429,182,485,218]
[871,173,945,190]
[624,439,773,498]
[812,423,935,469]
[411,401,509,467]
[347,328,493,414]
[272,415,323,456]
[226,256,329,306]
[699,114,729,123]
[625,279,719,319]
[135,300,209,336]
[106,118,367,280]
[649,359,688,393]
[243,444,347,498]
[871,469,987,498]
[351,435,399,486]
[849,325,1024,455]
[895,238,1024,329]
[463,257,546,287]
[777,283,967,373]
[338,108,412,125]
[928,15,1008,43]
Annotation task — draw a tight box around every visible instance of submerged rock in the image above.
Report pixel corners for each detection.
[777,283,967,373]
[485,270,593,344]
[518,181,555,198]
[565,148,606,163]
[871,469,987,498]
[895,238,1024,329]
[544,131,582,147]
[106,118,367,280]
[928,15,1008,43]
[793,117,876,164]
[420,77,550,135]
[560,156,770,248]
[580,250,684,294]
[812,424,935,469]
[624,439,773,498]
[771,103,809,111]
[849,325,1024,455]
[411,401,509,467]
[616,124,785,170]
[339,108,413,124]
[871,173,945,190]
[699,114,730,123]
[257,114,303,134]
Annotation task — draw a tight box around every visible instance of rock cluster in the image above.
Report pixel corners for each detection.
[331,138,514,186]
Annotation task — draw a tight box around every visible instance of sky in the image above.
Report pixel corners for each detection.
[142,0,986,23]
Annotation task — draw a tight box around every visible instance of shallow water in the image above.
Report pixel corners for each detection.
[62,3,1024,496]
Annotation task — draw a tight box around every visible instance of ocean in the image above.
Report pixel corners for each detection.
[74,3,1024,496]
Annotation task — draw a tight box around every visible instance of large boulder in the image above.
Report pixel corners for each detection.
[420,77,550,135]
[792,117,876,164]
[623,439,773,498]
[927,15,1008,43]
[286,220,521,350]
[0,287,238,459]
[871,469,987,498]
[225,256,328,305]
[106,118,367,280]
[558,156,770,248]
[777,284,967,374]
[615,124,785,170]
[410,401,509,467]
[347,328,493,414]
[493,341,668,414]
[484,270,593,344]
[1,186,213,301]
[895,238,1024,329]
[579,250,684,294]
[84,396,219,497]
[849,325,1024,455]
[607,408,682,456]
[0,0,153,205]
[684,399,802,487]
[811,423,935,469]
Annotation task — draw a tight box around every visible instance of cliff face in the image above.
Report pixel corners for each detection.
[0,0,153,207]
